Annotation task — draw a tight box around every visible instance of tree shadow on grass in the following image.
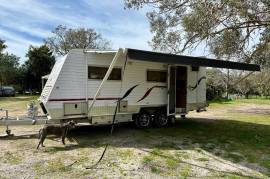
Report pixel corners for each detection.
[69,118,270,151]
[67,118,270,177]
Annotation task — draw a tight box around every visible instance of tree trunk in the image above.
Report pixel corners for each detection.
[225,69,230,99]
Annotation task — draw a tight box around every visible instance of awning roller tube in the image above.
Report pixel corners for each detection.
[127,48,260,72]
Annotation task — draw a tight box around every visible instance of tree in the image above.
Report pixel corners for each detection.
[0,39,20,87]
[206,69,226,100]
[25,45,55,91]
[0,39,7,53]
[124,0,270,65]
[231,72,256,99]
[0,53,20,87]
[252,69,270,97]
[45,25,111,56]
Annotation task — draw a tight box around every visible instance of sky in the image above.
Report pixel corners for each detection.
[0,0,154,62]
[0,0,208,63]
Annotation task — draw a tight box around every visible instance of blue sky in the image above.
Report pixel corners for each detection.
[0,0,153,62]
[0,0,209,63]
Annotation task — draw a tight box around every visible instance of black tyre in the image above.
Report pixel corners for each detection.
[135,112,152,128]
[181,115,186,119]
[154,112,168,127]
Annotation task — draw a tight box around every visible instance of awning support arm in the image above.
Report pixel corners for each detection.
[87,48,123,114]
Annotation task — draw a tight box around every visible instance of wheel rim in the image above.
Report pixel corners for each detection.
[139,114,150,127]
[158,114,168,126]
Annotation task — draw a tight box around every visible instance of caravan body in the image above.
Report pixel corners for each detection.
[40,48,259,126]
[40,49,207,125]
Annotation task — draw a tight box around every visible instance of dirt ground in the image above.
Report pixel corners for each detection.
[0,100,270,178]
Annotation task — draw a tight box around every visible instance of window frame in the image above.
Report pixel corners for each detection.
[88,65,122,81]
[146,69,167,83]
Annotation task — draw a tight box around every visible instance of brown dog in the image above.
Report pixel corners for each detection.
[37,121,76,149]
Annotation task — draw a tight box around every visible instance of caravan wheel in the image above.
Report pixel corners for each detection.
[135,113,152,128]
[154,112,168,127]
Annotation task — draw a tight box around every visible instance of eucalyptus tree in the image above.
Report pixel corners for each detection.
[45,25,111,56]
[124,0,270,66]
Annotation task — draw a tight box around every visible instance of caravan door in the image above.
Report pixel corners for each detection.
[168,66,176,115]
[167,66,187,116]
[175,66,187,113]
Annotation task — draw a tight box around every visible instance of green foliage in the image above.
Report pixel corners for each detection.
[0,39,7,53]
[206,68,226,100]
[125,0,270,66]
[45,25,111,55]
[206,68,270,100]
[253,69,270,97]
[0,39,20,87]
[24,45,55,91]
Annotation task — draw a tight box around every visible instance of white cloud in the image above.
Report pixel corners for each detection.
[0,0,73,25]
[0,28,42,62]
[1,22,51,39]
[0,28,41,46]
[0,0,154,61]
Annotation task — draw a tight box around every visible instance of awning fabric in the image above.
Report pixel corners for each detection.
[126,48,260,71]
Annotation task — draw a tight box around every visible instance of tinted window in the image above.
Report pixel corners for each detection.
[147,70,167,83]
[88,66,121,80]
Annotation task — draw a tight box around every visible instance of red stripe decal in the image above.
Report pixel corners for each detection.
[137,86,167,103]
[49,97,119,102]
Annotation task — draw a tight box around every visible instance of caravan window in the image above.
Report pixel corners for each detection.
[88,66,122,80]
[147,70,167,83]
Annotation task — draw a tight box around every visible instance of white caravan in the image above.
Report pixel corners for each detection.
[39,48,260,128]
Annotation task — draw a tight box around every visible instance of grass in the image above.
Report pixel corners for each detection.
[139,99,270,176]
[34,158,71,176]
[226,153,245,163]
[2,151,23,165]
[150,166,162,174]
[180,165,191,178]
[197,157,209,162]
[0,95,40,117]
[166,158,178,169]
[118,149,133,159]
[0,97,270,178]
[142,154,155,165]
[117,149,134,163]
[209,97,270,105]
[0,95,39,107]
